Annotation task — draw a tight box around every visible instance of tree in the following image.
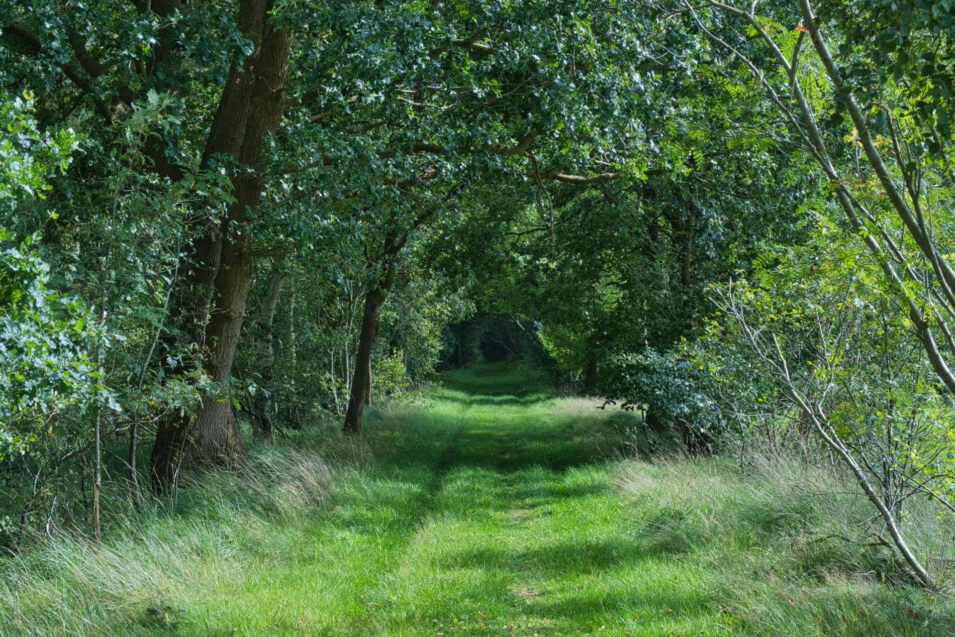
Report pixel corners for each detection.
[672,0,955,587]
[680,0,955,396]
[269,0,658,433]
[0,90,112,539]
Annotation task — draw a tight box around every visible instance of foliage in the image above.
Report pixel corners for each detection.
[602,345,724,447]
[0,91,90,449]
[371,352,411,397]
[0,92,75,214]
[378,260,473,380]
[0,231,101,461]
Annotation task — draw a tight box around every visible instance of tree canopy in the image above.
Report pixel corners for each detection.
[2,0,955,589]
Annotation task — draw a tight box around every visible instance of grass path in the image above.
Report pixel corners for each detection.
[3,364,953,635]
[227,365,694,636]
[313,366,716,636]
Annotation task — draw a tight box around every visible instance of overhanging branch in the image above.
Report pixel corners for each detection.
[429,27,493,60]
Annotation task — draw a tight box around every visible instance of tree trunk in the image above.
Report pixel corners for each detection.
[340,204,428,434]
[251,268,286,442]
[364,357,372,406]
[149,226,223,490]
[190,230,254,465]
[343,287,386,435]
[148,0,291,489]
[191,12,291,464]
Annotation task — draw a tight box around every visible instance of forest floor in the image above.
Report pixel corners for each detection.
[2,365,955,636]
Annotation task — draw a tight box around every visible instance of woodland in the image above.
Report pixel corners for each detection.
[2,0,955,634]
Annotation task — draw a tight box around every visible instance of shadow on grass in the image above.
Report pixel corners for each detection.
[434,393,555,407]
[522,587,717,625]
[438,536,686,576]
[366,413,625,476]
[307,363,633,552]
[437,364,557,398]
[364,366,637,477]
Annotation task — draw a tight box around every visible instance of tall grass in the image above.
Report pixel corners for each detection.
[618,453,955,635]
[0,364,952,636]
[0,446,336,635]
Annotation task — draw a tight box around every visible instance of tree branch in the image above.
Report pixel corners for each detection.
[2,22,116,122]
[531,169,620,184]
[429,27,493,60]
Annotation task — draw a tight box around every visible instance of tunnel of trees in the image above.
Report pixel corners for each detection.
[2,0,955,588]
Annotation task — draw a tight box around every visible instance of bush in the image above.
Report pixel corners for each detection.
[0,231,103,461]
[602,345,725,452]
[374,351,411,397]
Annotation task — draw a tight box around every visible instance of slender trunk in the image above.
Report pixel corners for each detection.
[344,341,351,396]
[94,183,117,536]
[330,347,341,414]
[287,287,299,427]
[803,401,932,587]
[93,317,104,539]
[80,460,88,527]
[93,409,101,540]
[364,357,372,406]
[251,268,286,442]
[129,420,141,509]
[132,234,177,506]
[343,287,386,435]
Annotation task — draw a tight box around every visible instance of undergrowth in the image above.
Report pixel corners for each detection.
[0,364,952,635]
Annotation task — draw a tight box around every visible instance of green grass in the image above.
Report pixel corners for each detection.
[1,363,954,635]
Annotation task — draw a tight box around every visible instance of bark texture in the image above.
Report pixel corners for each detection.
[149,0,291,489]
[343,287,386,435]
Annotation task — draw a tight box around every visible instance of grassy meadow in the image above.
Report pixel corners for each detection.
[0,364,952,636]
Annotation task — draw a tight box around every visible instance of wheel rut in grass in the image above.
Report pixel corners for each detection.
[342,365,632,633]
